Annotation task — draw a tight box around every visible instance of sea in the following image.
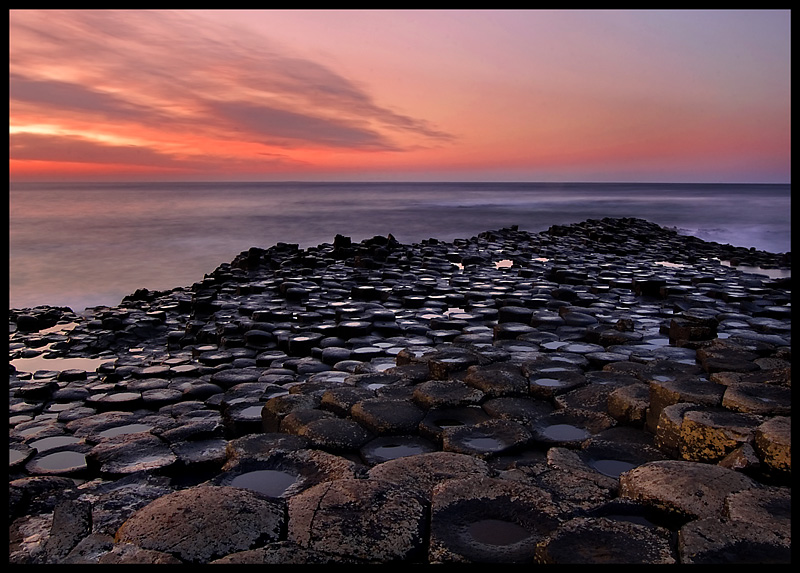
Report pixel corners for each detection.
[9,181,791,313]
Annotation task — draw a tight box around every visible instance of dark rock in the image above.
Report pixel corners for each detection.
[42,499,93,563]
[537,516,675,564]
[677,517,790,564]
[287,478,428,562]
[429,476,560,563]
[350,397,425,435]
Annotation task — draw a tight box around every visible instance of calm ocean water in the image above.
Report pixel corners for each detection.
[9,182,791,312]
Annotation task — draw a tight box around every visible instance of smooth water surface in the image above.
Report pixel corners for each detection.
[10,181,790,311]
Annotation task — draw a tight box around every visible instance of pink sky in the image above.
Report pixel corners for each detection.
[9,9,791,183]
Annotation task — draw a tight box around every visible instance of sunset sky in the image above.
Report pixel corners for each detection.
[9,9,791,183]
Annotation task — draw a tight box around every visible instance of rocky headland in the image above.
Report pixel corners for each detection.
[9,217,791,564]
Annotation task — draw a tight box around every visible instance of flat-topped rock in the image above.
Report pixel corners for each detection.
[8,219,791,564]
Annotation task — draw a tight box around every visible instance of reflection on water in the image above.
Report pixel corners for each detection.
[10,355,108,375]
[229,469,298,497]
[31,450,87,472]
[718,260,792,279]
[10,182,790,311]
[468,519,531,546]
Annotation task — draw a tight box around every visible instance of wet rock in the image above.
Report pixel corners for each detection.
[359,435,438,466]
[223,433,310,467]
[295,416,374,453]
[287,478,428,562]
[442,418,531,459]
[7,219,793,564]
[87,432,177,476]
[170,438,228,470]
[16,314,42,332]
[115,485,285,563]
[607,383,650,426]
[350,397,425,435]
[261,393,321,432]
[24,446,91,477]
[419,346,490,379]
[319,386,375,416]
[419,405,492,444]
[412,378,484,408]
[480,395,554,426]
[463,362,528,397]
[429,476,560,563]
[210,367,262,388]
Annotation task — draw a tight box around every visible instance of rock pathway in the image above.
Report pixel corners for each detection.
[9,217,791,564]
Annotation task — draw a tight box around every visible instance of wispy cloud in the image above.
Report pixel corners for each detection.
[9,10,454,175]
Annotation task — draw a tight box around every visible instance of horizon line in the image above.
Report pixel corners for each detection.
[9,179,790,186]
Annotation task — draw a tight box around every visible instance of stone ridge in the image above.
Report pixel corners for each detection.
[9,217,791,564]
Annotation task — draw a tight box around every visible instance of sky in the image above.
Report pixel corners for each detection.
[9,9,791,183]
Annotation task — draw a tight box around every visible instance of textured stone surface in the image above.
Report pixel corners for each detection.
[9,219,791,564]
[115,486,285,563]
[287,478,428,562]
[619,460,758,520]
[536,517,676,564]
[429,476,560,563]
[678,517,791,564]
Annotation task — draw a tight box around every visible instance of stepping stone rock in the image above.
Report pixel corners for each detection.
[652,403,705,458]
[646,377,726,433]
[287,478,428,562]
[607,383,650,426]
[412,379,485,409]
[115,485,285,563]
[536,516,676,564]
[678,408,764,463]
[619,460,758,521]
[350,397,425,435]
[211,541,367,564]
[261,394,321,432]
[295,416,374,453]
[419,406,492,444]
[421,346,489,379]
[442,418,531,459]
[210,367,262,389]
[87,433,177,476]
[721,382,791,416]
[359,435,438,466]
[724,485,791,542]
[463,362,528,397]
[677,517,790,564]
[429,476,560,563]
[753,416,791,478]
[367,451,491,502]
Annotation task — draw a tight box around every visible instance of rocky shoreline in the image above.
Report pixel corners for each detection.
[9,217,791,564]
